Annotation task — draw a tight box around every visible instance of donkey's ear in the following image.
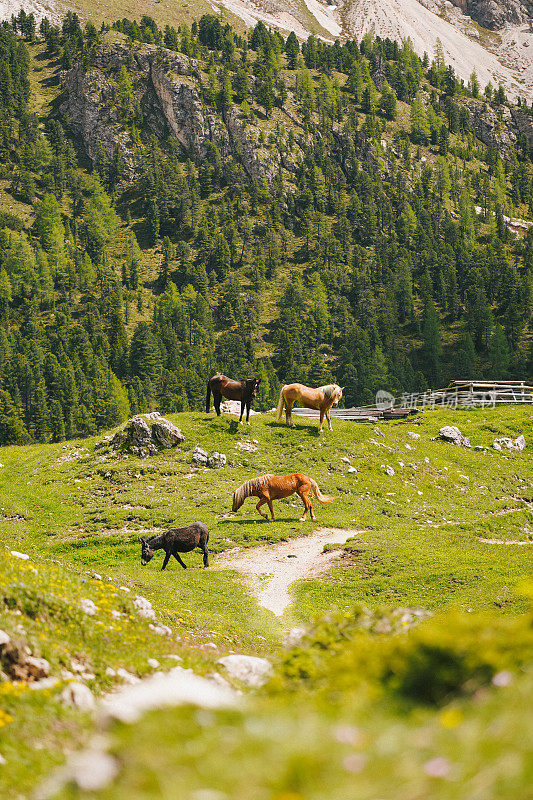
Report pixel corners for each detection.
[140,537,146,544]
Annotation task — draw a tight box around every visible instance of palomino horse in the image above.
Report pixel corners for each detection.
[206,373,261,423]
[276,383,343,432]
[232,473,335,522]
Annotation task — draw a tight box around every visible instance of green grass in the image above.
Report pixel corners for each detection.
[0,406,532,796]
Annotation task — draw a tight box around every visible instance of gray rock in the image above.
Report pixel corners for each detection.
[152,420,185,448]
[207,452,227,468]
[217,654,272,687]
[60,682,96,711]
[128,417,152,447]
[0,630,11,648]
[438,426,470,447]
[192,446,209,465]
[493,435,526,451]
[101,666,237,724]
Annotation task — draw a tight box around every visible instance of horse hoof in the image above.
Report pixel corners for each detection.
[299,516,306,522]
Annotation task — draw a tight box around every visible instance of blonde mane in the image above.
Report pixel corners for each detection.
[233,475,273,509]
[323,384,341,400]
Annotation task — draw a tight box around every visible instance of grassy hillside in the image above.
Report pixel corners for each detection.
[0,406,532,797]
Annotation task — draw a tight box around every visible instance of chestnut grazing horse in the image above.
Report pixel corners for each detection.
[232,473,335,522]
[276,383,343,432]
[206,373,261,423]
[140,523,209,570]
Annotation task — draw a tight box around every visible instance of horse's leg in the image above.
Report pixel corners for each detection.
[297,489,310,522]
[286,400,295,428]
[256,498,269,519]
[161,552,171,570]
[214,390,222,416]
[318,408,325,433]
[202,543,209,568]
[266,498,275,520]
[326,408,332,431]
[239,398,245,424]
[246,400,251,424]
[173,553,187,569]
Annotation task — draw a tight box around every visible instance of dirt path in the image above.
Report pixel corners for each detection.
[214,528,361,616]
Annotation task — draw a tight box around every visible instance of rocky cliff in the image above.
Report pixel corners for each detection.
[59,37,269,182]
[449,0,532,29]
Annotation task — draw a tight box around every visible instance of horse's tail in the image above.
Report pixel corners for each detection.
[310,479,335,504]
[206,380,212,413]
[276,386,286,420]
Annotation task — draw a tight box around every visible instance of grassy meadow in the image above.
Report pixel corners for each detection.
[0,405,532,797]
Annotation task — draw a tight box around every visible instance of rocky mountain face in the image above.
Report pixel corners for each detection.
[449,0,532,29]
[59,39,270,181]
[58,35,533,183]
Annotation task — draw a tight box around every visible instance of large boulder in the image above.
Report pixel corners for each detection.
[438,426,470,447]
[102,414,185,457]
[152,420,185,448]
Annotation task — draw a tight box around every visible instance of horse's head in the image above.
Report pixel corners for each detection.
[232,489,244,512]
[140,538,154,566]
[333,385,344,405]
[250,378,261,397]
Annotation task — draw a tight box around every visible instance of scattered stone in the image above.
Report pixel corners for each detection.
[341,457,351,463]
[0,630,11,648]
[100,666,237,724]
[348,466,357,473]
[217,655,272,687]
[423,757,452,778]
[235,440,257,453]
[79,599,98,616]
[208,452,227,468]
[39,747,119,797]
[283,627,307,648]
[105,667,116,677]
[149,623,172,637]
[24,657,50,680]
[382,465,395,477]
[61,682,96,711]
[147,658,160,669]
[110,610,122,619]
[10,550,29,560]
[492,670,513,687]
[493,435,526,451]
[192,446,209,465]
[200,642,218,652]
[116,668,139,685]
[408,431,420,439]
[133,595,155,620]
[438,426,470,447]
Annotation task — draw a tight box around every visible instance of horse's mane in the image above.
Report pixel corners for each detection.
[234,475,273,506]
[146,533,165,549]
[323,384,341,399]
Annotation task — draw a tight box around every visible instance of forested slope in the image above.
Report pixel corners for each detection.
[0,10,532,443]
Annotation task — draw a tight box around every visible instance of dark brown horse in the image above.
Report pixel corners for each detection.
[141,523,209,570]
[206,373,261,423]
